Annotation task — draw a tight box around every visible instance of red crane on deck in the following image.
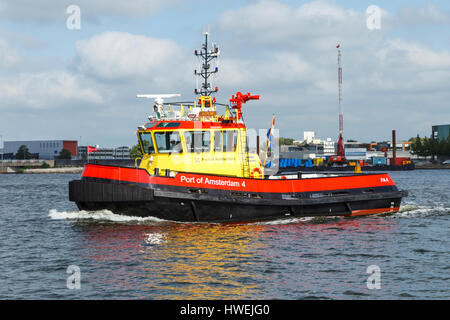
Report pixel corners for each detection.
[229,92,260,120]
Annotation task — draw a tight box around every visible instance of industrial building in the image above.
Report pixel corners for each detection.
[293,132,336,156]
[323,138,336,155]
[344,148,367,160]
[432,124,450,141]
[3,140,78,160]
[279,130,415,166]
[78,146,130,160]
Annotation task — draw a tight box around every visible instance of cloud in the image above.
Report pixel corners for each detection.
[218,0,374,50]
[0,37,21,68]
[396,3,450,26]
[0,0,181,23]
[218,51,315,97]
[0,32,102,111]
[0,71,103,110]
[214,0,450,141]
[0,30,194,146]
[74,31,189,85]
[1,0,450,145]
[3,31,48,51]
[389,39,450,69]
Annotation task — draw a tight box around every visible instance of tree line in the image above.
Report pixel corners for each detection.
[409,135,450,157]
[14,145,72,159]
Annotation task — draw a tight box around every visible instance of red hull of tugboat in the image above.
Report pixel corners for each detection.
[69,164,407,222]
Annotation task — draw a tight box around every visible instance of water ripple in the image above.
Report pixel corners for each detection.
[0,171,449,299]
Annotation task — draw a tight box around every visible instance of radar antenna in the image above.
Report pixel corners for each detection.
[136,94,180,120]
[194,32,220,97]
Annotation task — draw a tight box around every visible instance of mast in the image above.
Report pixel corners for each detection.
[336,44,344,157]
[194,32,220,98]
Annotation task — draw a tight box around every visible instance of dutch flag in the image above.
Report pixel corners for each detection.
[266,114,275,150]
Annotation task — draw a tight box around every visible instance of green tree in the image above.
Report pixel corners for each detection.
[422,137,430,157]
[15,145,32,159]
[58,148,72,159]
[129,144,143,159]
[429,136,439,158]
[445,135,450,156]
[410,135,425,157]
[40,162,51,168]
[410,134,450,158]
[411,135,430,157]
[279,137,294,145]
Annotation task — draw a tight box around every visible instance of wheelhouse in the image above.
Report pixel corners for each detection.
[136,119,263,178]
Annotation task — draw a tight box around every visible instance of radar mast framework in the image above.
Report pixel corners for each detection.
[194,32,220,97]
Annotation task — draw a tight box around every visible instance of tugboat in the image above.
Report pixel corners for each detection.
[69,33,408,222]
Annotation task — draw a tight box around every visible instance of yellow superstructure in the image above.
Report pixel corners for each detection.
[136,96,264,178]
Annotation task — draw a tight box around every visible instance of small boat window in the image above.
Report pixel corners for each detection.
[138,132,155,154]
[145,121,157,129]
[154,131,182,153]
[185,131,210,153]
[156,122,181,128]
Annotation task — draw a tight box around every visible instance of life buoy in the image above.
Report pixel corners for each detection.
[250,167,262,178]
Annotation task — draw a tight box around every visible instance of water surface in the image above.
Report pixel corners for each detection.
[0,170,448,299]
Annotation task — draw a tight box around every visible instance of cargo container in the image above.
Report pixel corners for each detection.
[279,158,302,168]
[313,158,324,166]
[372,157,387,165]
[304,159,313,168]
[389,157,411,166]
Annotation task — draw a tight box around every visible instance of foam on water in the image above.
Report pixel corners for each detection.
[48,209,167,224]
[389,202,450,218]
[48,201,449,226]
[251,203,449,225]
[249,216,337,225]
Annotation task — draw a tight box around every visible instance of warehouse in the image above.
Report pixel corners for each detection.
[3,140,78,160]
[432,124,450,141]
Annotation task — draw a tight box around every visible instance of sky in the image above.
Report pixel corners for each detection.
[0,0,450,147]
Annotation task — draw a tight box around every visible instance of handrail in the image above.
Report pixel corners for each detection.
[135,157,142,168]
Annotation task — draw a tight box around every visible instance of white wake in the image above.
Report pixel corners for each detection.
[48,209,167,223]
[393,203,450,218]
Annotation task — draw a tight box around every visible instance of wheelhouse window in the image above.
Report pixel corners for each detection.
[214,131,221,152]
[156,122,181,128]
[145,121,157,129]
[138,132,155,154]
[154,131,182,153]
[223,130,238,152]
[213,130,238,152]
[184,131,210,153]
